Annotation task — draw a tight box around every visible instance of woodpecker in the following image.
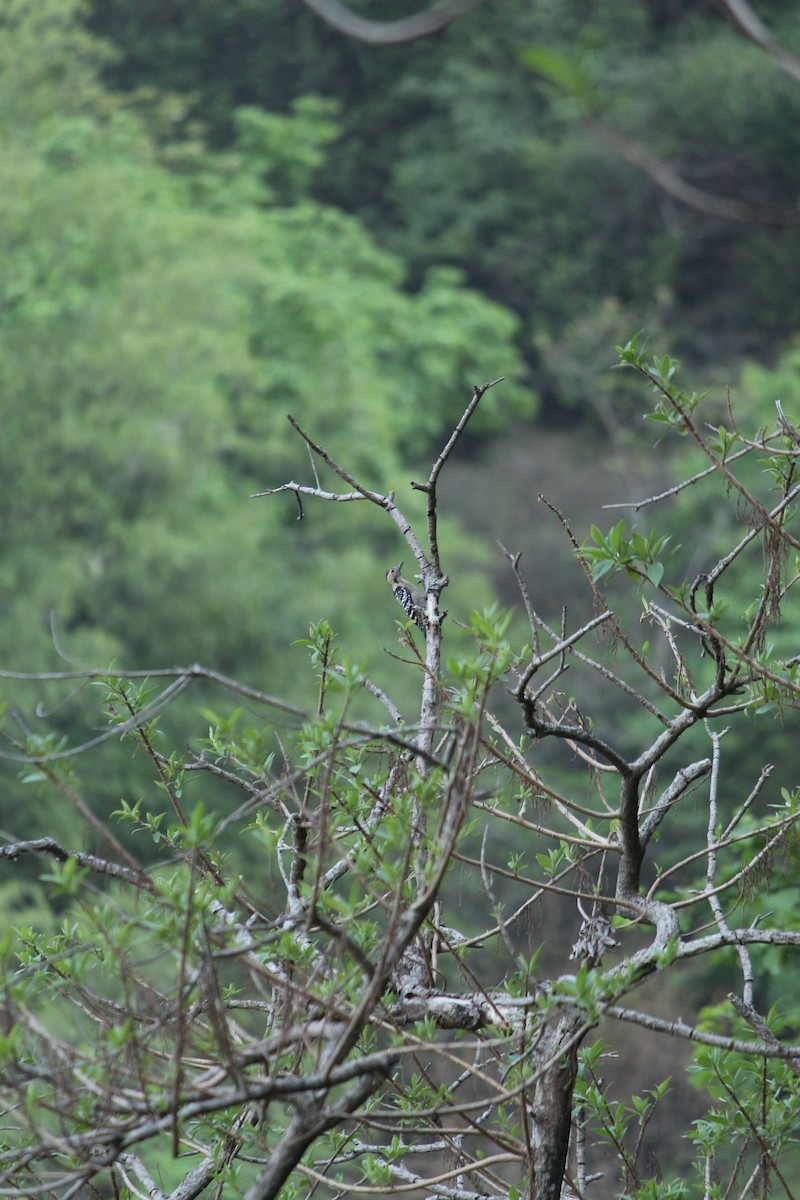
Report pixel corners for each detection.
[386,562,428,632]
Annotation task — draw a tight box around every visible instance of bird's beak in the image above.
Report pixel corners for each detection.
[395,561,403,572]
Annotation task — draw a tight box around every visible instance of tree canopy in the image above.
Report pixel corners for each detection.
[0,0,527,680]
[89,0,800,367]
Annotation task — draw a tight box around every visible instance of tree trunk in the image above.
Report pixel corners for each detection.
[527,1011,582,1200]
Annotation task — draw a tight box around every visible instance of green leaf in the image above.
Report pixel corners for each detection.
[645,561,664,587]
[519,46,598,111]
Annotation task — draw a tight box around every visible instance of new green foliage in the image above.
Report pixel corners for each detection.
[2,343,800,1197]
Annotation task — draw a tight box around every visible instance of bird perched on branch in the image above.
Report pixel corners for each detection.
[386,562,428,632]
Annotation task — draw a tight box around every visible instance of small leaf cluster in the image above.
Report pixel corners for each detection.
[617,335,708,432]
[583,518,672,587]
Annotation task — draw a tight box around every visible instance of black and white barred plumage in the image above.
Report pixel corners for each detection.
[386,562,428,631]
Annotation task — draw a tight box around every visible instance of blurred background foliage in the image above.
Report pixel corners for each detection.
[2,0,800,1180]
[88,0,800,363]
[0,0,526,681]
[1,0,799,873]
[0,0,797,841]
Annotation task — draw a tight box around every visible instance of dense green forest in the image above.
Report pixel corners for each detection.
[0,0,529,682]
[1,1,800,1194]
[2,0,799,647]
[88,0,800,368]
[3,0,799,807]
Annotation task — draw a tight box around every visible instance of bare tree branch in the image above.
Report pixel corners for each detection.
[0,838,151,889]
[300,0,486,45]
[586,118,796,228]
[720,0,800,84]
